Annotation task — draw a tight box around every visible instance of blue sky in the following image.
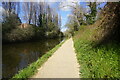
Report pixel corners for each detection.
[56,2,106,32]
[59,10,71,32]
[46,2,72,32]
[0,2,106,32]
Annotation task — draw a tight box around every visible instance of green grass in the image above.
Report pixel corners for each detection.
[73,25,120,78]
[11,40,65,79]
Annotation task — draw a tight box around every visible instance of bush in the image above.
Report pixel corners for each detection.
[5,25,34,42]
[2,13,21,36]
[33,27,45,39]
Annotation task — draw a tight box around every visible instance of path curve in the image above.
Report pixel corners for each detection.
[33,38,80,78]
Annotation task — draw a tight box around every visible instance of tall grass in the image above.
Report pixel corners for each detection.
[73,25,120,78]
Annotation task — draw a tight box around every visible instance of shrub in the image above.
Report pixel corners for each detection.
[5,25,34,42]
[2,13,21,36]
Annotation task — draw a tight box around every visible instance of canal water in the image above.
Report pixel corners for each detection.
[2,38,63,78]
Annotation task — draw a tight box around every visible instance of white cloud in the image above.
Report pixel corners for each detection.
[59,1,77,11]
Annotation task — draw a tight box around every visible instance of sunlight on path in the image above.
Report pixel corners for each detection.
[33,38,80,78]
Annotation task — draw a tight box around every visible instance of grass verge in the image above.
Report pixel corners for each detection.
[11,40,65,79]
[73,25,120,78]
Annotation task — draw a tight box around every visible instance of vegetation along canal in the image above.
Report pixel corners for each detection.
[2,38,63,78]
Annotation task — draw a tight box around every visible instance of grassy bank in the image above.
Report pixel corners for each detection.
[73,25,120,78]
[11,40,65,79]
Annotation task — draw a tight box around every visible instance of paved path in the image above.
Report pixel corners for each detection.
[33,38,80,78]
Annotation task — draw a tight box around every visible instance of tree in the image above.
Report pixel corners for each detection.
[65,15,75,35]
[85,2,97,24]
[60,2,85,27]
[2,2,21,36]
[2,2,63,42]
[72,4,86,28]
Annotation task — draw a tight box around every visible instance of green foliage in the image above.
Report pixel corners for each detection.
[2,13,21,36]
[45,30,60,38]
[11,40,65,79]
[33,26,45,39]
[37,12,62,39]
[65,19,78,36]
[74,39,119,78]
[5,25,35,42]
[85,2,97,25]
[85,14,95,24]
[73,25,120,78]
[2,3,63,43]
[2,13,63,42]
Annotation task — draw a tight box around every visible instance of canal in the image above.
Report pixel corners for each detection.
[2,38,63,78]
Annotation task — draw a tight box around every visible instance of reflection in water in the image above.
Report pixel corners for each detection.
[2,38,63,78]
